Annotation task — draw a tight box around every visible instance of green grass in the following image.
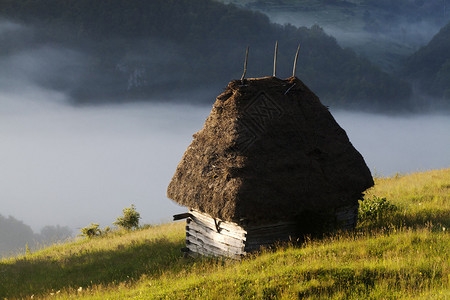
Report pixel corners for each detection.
[1,169,449,299]
[362,169,450,229]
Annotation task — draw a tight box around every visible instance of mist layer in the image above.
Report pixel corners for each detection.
[1,97,449,231]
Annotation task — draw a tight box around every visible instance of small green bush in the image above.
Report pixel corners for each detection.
[114,205,141,230]
[358,196,397,223]
[80,223,101,238]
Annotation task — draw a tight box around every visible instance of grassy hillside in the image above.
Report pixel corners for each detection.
[1,169,449,299]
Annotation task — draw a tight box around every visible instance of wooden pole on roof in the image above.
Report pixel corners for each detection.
[292,44,300,77]
[273,40,278,77]
[241,46,249,82]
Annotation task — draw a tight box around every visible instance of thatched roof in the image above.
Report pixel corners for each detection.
[167,76,374,225]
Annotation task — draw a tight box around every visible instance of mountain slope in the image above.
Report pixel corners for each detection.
[0,0,411,109]
[221,0,450,73]
[402,20,450,102]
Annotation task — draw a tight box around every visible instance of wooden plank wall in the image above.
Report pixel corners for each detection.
[186,210,246,259]
[185,210,298,256]
[244,222,299,252]
[179,204,358,258]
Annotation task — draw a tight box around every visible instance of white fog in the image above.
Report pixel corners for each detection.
[1,93,449,232]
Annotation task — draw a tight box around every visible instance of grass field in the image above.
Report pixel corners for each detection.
[1,168,449,299]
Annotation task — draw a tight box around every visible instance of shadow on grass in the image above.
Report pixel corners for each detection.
[0,237,187,298]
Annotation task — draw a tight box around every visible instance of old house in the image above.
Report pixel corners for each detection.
[167,76,374,258]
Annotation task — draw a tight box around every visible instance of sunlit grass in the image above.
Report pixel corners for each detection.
[362,168,450,229]
[1,169,449,299]
[49,227,448,299]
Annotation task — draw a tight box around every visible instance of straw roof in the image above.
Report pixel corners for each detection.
[167,76,373,224]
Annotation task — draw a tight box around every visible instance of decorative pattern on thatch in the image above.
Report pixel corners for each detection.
[167,76,373,225]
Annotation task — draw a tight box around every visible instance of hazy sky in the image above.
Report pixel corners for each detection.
[333,111,450,177]
[0,92,210,231]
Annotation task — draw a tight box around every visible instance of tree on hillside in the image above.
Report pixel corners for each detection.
[114,205,141,230]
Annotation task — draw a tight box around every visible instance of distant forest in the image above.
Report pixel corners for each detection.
[242,0,450,42]
[0,214,72,258]
[243,0,450,24]
[0,0,412,110]
[402,21,450,102]
[225,0,450,106]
